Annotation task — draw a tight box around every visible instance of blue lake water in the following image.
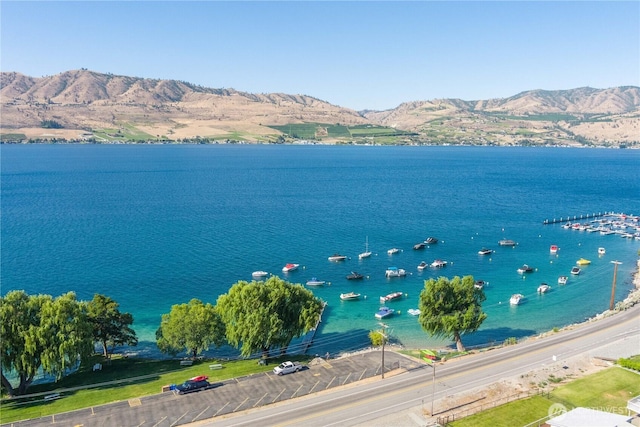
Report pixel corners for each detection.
[2,144,639,358]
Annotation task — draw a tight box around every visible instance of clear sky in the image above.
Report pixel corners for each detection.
[1,1,638,111]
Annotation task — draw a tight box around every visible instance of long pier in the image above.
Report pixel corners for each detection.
[542,211,614,225]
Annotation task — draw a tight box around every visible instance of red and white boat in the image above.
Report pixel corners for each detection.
[379,291,403,303]
[282,263,299,272]
[550,245,558,254]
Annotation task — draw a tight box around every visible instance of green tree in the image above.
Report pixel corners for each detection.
[418,276,487,352]
[216,276,323,358]
[86,294,138,358]
[0,291,93,396]
[156,299,225,359]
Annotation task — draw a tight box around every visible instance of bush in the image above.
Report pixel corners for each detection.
[618,357,640,371]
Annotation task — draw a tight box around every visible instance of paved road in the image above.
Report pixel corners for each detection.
[4,303,639,427]
[195,302,640,426]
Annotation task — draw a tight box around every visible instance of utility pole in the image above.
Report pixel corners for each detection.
[609,261,622,311]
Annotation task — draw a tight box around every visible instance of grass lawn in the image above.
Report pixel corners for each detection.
[448,395,555,427]
[0,355,305,424]
[448,366,640,427]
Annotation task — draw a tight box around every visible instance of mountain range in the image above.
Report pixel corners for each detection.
[1,70,638,147]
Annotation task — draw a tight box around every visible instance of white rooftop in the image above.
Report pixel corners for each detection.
[547,407,633,427]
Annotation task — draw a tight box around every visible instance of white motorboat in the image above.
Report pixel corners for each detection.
[430,259,447,268]
[385,267,406,277]
[598,247,606,255]
[328,254,347,262]
[340,292,361,301]
[417,261,428,271]
[558,275,568,285]
[252,271,268,279]
[387,248,401,255]
[537,284,551,294]
[306,277,325,286]
[499,239,517,246]
[571,266,581,275]
[408,308,421,316]
[478,248,493,255]
[510,293,525,305]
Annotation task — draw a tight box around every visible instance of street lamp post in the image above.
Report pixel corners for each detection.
[378,323,388,379]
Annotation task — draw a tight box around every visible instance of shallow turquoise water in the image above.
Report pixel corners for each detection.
[2,144,639,357]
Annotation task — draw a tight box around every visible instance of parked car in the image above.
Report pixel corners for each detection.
[175,377,211,394]
[273,361,303,376]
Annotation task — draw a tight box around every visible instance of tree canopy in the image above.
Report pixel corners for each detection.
[156,299,226,359]
[86,294,138,358]
[418,276,487,352]
[0,291,93,396]
[216,276,324,357]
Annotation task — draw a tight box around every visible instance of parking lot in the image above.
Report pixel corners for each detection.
[4,350,422,427]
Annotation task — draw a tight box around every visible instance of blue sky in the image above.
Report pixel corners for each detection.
[1,1,638,110]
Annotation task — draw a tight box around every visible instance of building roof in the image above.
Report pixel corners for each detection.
[547,407,633,427]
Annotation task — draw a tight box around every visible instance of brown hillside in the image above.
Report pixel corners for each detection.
[1,70,638,145]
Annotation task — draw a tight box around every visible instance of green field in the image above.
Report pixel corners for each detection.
[0,133,27,141]
[449,367,640,427]
[267,123,412,140]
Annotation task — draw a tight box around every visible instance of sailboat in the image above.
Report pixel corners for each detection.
[359,236,372,259]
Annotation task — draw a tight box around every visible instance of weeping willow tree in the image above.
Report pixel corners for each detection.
[216,276,323,358]
[418,275,487,352]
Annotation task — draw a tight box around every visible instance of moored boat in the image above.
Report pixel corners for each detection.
[374,306,395,319]
[425,237,438,245]
[417,261,428,271]
[380,291,403,303]
[598,247,606,255]
[252,271,269,278]
[408,308,421,316]
[387,248,401,255]
[430,259,447,268]
[570,266,581,275]
[510,293,525,305]
[282,263,299,272]
[478,248,493,255]
[537,283,551,294]
[576,258,591,265]
[499,239,517,246]
[359,237,372,259]
[413,242,426,250]
[346,271,364,280]
[474,280,487,289]
[340,292,361,301]
[550,245,558,254]
[306,277,325,286]
[558,275,568,285]
[328,254,347,262]
[517,264,534,274]
[385,267,407,277]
